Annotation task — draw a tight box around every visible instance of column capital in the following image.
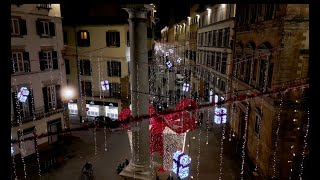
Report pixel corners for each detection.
[123,4,153,19]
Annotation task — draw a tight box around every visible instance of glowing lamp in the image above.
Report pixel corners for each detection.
[61,87,75,101]
[172,150,191,179]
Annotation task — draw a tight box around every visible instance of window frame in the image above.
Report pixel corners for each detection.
[47,85,57,110]
[106,31,120,47]
[11,18,20,35]
[254,110,262,135]
[107,61,121,77]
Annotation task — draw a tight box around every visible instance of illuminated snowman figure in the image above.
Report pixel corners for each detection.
[17,87,29,103]
[172,150,191,179]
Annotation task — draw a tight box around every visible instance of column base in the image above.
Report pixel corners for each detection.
[119,162,153,180]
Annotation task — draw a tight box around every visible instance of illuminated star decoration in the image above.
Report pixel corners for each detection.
[17,87,29,103]
[172,150,191,179]
[214,107,227,124]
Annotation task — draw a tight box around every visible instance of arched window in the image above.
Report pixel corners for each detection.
[256,42,273,91]
[243,41,256,84]
[234,41,243,78]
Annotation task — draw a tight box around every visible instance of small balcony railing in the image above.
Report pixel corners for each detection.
[36,4,52,10]
[11,106,64,126]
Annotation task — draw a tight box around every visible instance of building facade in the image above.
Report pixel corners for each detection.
[63,23,130,121]
[230,4,309,179]
[11,4,67,158]
[195,4,236,105]
[63,5,157,121]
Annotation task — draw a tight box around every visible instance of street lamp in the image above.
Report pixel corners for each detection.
[61,86,75,129]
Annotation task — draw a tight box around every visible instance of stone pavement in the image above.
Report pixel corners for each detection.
[36,111,241,180]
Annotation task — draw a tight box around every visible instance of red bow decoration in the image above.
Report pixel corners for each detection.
[117,98,199,156]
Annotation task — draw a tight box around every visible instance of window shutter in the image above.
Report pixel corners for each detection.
[49,22,55,36]
[106,32,110,47]
[52,51,58,69]
[42,87,49,112]
[65,59,70,74]
[88,61,92,76]
[55,85,62,109]
[79,60,84,75]
[116,32,120,47]
[19,19,27,35]
[86,32,90,46]
[118,62,121,77]
[268,63,274,88]
[28,89,34,118]
[77,31,82,46]
[36,20,43,36]
[23,52,30,72]
[39,51,45,71]
[107,61,111,76]
[12,92,19,123]
[10,52,14,74]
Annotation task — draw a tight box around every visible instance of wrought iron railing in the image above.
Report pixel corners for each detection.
[12,107,64,126]
[36,4,52,9]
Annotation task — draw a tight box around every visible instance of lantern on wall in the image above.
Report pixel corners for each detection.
[17,87,29,103]
[172,150,191,179]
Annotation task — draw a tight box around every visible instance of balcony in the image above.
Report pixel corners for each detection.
[36,4,52,10]
[11,107,64,127]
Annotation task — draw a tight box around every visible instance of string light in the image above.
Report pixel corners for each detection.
[196,120,202,180]
[299,108,309,179]
[240,102,249,180]
[10,64,18,180]
[34,128,42,177]
[271,95,283,179]
[206,108,209,145]
[218,105,226,180]
[12,68,27,179]
[89,53,98,156]
[28,73,41,177]
[78,55,85,124]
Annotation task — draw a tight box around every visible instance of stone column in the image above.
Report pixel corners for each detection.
[120,4,153,180]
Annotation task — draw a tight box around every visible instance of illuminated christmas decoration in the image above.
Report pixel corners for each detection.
[100,80,109,91]
[183,83,190,92]
[163,127,186,170]
[172,150,191,179]
[177,58,182,63]
[214,107,227,124]
[166,60,173,68]
[11,135,14,155]
[17,87,29,103]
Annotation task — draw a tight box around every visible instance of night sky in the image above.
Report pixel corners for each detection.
[60,1,194,37]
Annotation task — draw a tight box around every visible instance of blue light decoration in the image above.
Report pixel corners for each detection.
[182,83,189,92]
[100,80,110,91]
[172,150,191,179]
[177,58,182,63]
[166,60,173,69]
[214,107,227,124]
[17,87,29,103]
[11,135,14,155]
